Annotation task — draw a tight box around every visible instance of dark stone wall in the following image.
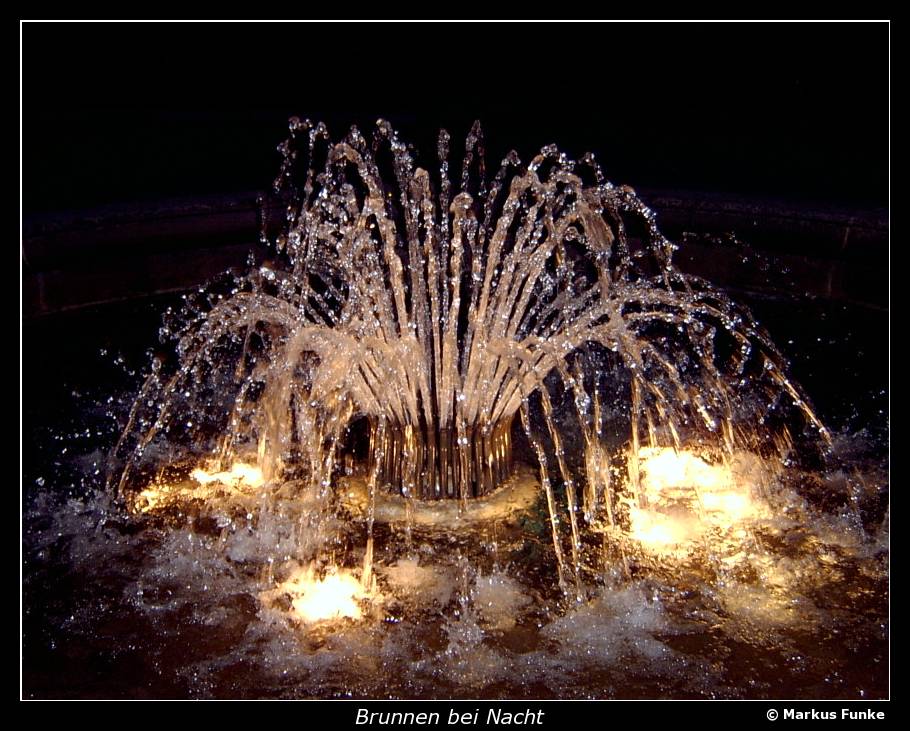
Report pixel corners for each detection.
[22,190,886,317]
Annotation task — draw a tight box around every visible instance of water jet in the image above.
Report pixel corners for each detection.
[23,117,888,700]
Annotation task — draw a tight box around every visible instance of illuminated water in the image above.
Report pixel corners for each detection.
[22,120,888,698]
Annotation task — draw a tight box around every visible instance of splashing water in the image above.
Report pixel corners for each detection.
[105,119,831,588]
[21,118,879,699]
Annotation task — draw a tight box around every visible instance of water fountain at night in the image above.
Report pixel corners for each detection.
[24,118,885,699]
[106,117,832,593]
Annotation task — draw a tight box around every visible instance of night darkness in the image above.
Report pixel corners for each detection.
[24,22,887,214]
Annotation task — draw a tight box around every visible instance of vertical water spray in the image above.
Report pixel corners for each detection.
[107,117,830,590]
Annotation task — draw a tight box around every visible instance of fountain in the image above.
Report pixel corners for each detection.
[23,118,888,699]
[106,117,830,584]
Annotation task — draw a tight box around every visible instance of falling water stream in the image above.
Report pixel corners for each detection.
[22,119,888,699]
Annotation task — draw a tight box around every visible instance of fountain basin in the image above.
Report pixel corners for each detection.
[23,190,886,318]
[21,241,889,700]
[22,116,887,700]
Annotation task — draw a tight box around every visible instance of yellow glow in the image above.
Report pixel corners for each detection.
[628,506,693,547]
[191,462,264,488]
[133,485,167,513]
[638,447,730,497]
[701,490,752,522]
[131,461,265,514]
[630,447,766,554]
[278,566,368,623]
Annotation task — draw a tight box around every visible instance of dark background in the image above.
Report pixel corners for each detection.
[23,22,888,215]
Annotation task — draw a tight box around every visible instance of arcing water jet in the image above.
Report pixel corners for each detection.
[107,118,831,592]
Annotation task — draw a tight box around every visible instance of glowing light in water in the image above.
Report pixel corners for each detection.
[190,462,264,488]
[701,490,752,522]
[133,485,169,514]
[629,447,766,554]
[275,566,370,623]
[628,505,696,548]
[131,461,265,514]
[639,447,731,495]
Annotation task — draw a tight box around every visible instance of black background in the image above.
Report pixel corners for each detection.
[23,22,888,215]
